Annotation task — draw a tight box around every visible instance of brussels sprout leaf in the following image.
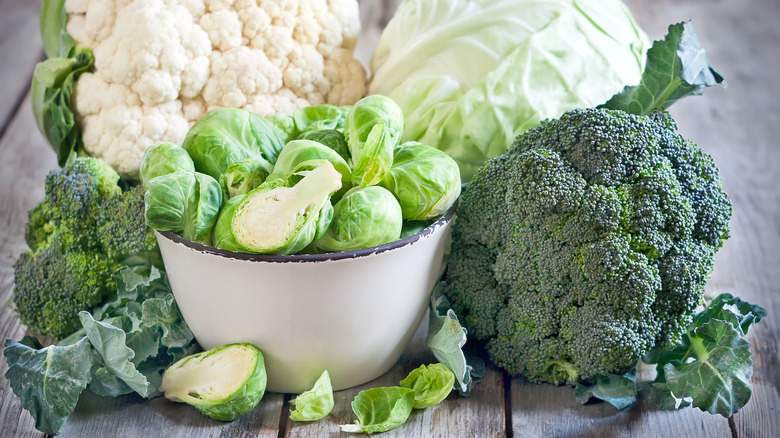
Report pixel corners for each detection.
[400,363,455,409]
[289,370,334,421]
[600,21,725,115]
[340,387,416,434]
[427,283,475,395]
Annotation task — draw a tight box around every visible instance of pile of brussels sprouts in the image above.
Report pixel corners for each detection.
[140,95,462,255]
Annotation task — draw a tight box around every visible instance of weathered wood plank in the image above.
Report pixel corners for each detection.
[284,318,506,437]
[0,96,56,437]
[512,364,731,438]
[0,0,43,136]
[58,390,284,438]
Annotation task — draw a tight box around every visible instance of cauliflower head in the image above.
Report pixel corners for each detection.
[65,0,367,180]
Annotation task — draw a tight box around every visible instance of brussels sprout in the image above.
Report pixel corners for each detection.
[220,158,269,199]
[265,111,297,143]
[345,95,404,187]
[289,370,334,422]
[160,343,267,422]
[230,160,342,254]
[315,186,403,253]
[212,195,247,252]
[270,139,351,199]
[182,108,282,180]
[399,363,455,409]
[139,142,195,185]
[379,141,461,220]
[297,129,351,163]
[293,104,350,133]
[144,171,223,245]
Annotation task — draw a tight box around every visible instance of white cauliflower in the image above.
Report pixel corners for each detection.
[64,0,367,180]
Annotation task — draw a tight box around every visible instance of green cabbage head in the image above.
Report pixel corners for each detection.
[369,0,649,180]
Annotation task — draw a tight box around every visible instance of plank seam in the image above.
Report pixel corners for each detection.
[504,371,513,438]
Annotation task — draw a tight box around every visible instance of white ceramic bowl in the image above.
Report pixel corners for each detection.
[154,207,454,393]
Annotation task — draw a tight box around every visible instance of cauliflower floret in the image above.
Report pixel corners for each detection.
[73,74,190,178]
[64,0,367,180]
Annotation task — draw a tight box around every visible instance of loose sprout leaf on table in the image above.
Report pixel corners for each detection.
[427,283,476,395]
[400,363,456,409]
[599,21,725,116]
[289,370,335,422]
[340,387,416,434]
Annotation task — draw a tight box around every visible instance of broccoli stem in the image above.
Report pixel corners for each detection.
[689,335,710,362]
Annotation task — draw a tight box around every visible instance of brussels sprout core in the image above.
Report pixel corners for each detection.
[232,161,342,253]
[160,343,267,421]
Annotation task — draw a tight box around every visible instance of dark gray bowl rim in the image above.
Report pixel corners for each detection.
[158,203,456,263]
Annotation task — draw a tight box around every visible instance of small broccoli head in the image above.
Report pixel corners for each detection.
[446,108,731,384]
[13,157,160,339]
[13,241,118,339]
[98,185,159,262]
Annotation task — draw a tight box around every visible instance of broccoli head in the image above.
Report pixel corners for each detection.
[445,108,731,385]
[13,157,159,339]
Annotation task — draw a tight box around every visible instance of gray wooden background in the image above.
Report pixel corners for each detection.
[1,0,777,436]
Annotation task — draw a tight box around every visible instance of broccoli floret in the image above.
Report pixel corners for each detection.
[13,157,159,339]
[445,108,732,385]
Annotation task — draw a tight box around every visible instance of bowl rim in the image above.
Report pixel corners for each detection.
[157,203,456,263]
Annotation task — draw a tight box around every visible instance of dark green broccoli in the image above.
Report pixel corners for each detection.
[13,157,158,339]
[445,108,732,385]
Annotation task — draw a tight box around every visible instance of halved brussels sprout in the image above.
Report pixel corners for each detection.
[297,129,351,163]
[160,343,266,422]
[183,108,282,180]
[379,141,461,220]
[315,186,403,253]
[139,142,195,185]
[345,95,404,188]
[220,158,269,199]
[269,139,351,199]
[144,171,223,245]
[211,194,247,252]
[230,160,342,254]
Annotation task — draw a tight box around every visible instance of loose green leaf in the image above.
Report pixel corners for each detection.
[662,320,754,417]
[400,363,455,409]
[427,284,474,395]
[40,0,75,58]
[693,293,767,336]
[600,21,725,115]
[650,380,691,411]
[30,50,94,166]
[80,312,152,398]
[646,294,765,417]
[4,336,94,435]
[289,370,335,422]
[340,387,416,434]
[574,369,638,410]
[141,293,194,349]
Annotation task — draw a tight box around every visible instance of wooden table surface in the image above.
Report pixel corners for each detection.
[1,0,777,437]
